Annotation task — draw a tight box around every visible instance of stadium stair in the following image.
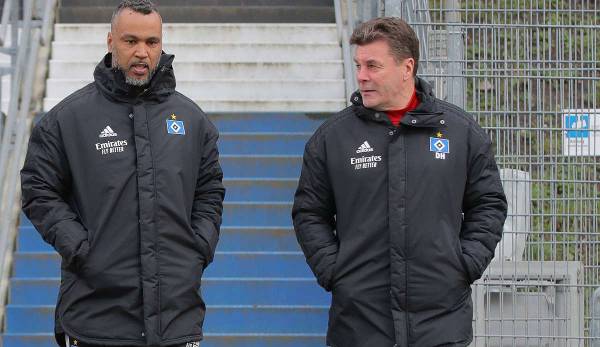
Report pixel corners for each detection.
[43,22,345,113]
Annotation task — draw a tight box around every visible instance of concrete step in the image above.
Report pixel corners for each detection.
[221,132,314,155]
[1,75,10,113]
[13,252,312,278]
[0,25,23,47]
[221,155,302,178]
[209,113,327,132]
[57,6,334,23]
[5,305,328,333]
[44,79,345,100]
[1,76,10,94]
[50,42,341,61]
[223,178,298,201]
[1,75,10,89]
[222,201,293,227]
[48,60,343,80]
[218,226,299,252]
[2,333,327,347]
[43,98,344,113]
[0,51,14,63]
[17,226,56,253]
[18,225,300,253]
[53,23,338,44]
[9,278,328,306]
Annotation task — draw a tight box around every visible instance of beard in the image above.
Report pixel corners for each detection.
[111,52,157,87]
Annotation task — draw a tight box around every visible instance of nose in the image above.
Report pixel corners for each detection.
[134,43,149,59]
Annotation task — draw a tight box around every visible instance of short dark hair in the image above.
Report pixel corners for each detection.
[350,17,420,76]
[111,0,159,29]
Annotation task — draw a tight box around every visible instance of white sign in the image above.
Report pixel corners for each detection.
[562,109,599,156]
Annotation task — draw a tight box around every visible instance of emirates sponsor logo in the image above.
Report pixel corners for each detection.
[95,139,128,155]
[350,155,382,170]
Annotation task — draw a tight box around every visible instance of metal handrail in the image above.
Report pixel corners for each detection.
[0,0,57,327]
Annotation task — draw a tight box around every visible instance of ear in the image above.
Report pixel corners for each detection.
[403,58,415,80]
[107,32,113,53]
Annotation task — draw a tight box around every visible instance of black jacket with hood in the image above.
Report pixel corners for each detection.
[21,53,225,346]
[292,78,507,347]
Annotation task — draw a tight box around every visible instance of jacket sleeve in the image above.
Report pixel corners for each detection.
[191,121,225,268]
[460,124,508,283]
[292,135,338,291]
[20,118,89,269]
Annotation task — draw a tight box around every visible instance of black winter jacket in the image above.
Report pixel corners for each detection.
[21,53,225,346]
[292,78,507,347]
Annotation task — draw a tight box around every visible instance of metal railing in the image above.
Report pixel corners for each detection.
[334,0,599,345]
[0,0,56,327]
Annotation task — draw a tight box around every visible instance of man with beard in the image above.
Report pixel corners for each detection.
[292,17,507,346]
[21,1,225,346]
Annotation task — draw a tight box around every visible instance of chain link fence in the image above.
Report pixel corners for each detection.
[399,0,600,346]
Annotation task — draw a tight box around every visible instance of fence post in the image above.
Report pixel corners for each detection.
[445,0,465,108]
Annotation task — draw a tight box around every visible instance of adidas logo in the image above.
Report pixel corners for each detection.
[356,141,374,153]
[99,125,117,138]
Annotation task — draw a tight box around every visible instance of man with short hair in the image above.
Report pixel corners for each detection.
[21,1,225,346]
[292,17,507,347]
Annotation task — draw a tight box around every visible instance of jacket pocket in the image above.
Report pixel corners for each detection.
[74,228,94,272]
[331,252,341,285]
[454,240,471,284]
[69,239,90,275]
[192,230,210,263]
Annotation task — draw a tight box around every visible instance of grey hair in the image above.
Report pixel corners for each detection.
[111,0,159,29]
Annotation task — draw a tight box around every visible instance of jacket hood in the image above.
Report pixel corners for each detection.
[93,52,176,104]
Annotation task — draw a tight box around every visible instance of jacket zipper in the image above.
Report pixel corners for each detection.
[401,132,410,345]
[388,126,411,345]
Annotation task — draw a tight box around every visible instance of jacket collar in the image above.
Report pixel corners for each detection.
[352,77,444,128]
[93,52,176,104]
